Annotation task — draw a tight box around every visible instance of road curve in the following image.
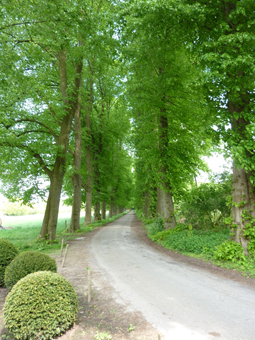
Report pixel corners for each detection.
[87,212,255,340]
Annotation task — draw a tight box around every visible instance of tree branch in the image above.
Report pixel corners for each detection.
[14,118,58,140]
[0,142,52,178]
[0,20,47,31]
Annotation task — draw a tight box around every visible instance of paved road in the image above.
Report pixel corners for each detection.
[88,212,255,340]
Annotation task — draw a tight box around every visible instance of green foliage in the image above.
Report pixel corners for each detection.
[94,331,112,340]
[4,251,57,291]
[149,224,229,256]
[2,201,40,216]
[213,241,246,262]
[4,271,78,340]
[128,324,135,332]
[178,174,232,229]
[150,229,176,242]
[0,239,19,287]
[147,217,165,236]
[146,218,255,277]
[125,0,212,217]
[163,229,229,256]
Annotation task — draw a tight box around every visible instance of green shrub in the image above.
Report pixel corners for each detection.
[150,229,175,242]
[147,217,165,236]
[4,271,78,340]
[177,173,232,229]
[163,229,229,255]
[4,251,57,291]
[0,238,19,287]
[213,241,246,262]
[150,223,192,242]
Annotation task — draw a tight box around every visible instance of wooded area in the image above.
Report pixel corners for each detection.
[0,0,255,255]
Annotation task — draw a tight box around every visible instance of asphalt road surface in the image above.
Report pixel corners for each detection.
[88,212,255,340]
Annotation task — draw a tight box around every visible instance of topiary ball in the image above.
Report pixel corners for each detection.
[4,271,78,340]
[0,238,19,287]
[4,251,57,291]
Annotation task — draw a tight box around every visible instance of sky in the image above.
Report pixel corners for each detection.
[198,153,232,182]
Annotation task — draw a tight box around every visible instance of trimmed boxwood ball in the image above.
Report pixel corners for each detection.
[0,238,19,287]
[4,271,78,340]
[4,250,57,291]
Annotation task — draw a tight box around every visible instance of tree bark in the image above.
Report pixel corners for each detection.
[40,157,67,241]
[84,68,94,225]
[68,96,82,233]
[109,200,113,218]
[101,201,106,219]
[94,202,101,221]
[158,103,176,228]
[222,1,255,254]
[85,144,93,225]
[231,165,255,255]
[161,184,176,229]
[39,50,83,241]
[156,186,162,216]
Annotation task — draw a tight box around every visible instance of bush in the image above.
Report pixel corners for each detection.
[147,217,165,236]
[4,271,78,340]
[4,251,57,291]
[213,241,246,262]
[178,173,232,229]
[0,238,19,287]
[163,229,229,256]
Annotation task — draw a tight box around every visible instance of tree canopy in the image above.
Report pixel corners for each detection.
[1,0,255,254]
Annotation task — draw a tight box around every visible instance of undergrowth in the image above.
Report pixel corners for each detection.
[144,216,255,278]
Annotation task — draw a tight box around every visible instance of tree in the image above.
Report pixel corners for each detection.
[121,0,212,227]
[0,0,87,241]
[185,0,255,253]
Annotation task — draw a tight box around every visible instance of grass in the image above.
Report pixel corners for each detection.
[0,212,128,254]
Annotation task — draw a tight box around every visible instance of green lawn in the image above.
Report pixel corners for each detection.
[0,212,122,253]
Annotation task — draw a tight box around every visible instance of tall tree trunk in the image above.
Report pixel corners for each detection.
[228,107,255,255]
[158,104,176,228]
[40,158,66,241]
[39,50,83,241]
[69,96,82,233]
[84,68,94,225]
[222,2,255,253]
[109,200,113,218]
[231,167,255,255]
[85,145,93,225]
[156,186,162,216]
[94,202,101,221]
[101,201,106,220]
[227,71,255,253]
[161,184,176,229]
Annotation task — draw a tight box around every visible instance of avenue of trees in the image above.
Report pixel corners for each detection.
[0,0,255,255]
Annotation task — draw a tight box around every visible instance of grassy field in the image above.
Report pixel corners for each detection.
[0,212,123,253]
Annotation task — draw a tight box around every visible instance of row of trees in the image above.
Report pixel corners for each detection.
[0,0,133,241]
[123,0,255,255]
[1,0,255,255]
